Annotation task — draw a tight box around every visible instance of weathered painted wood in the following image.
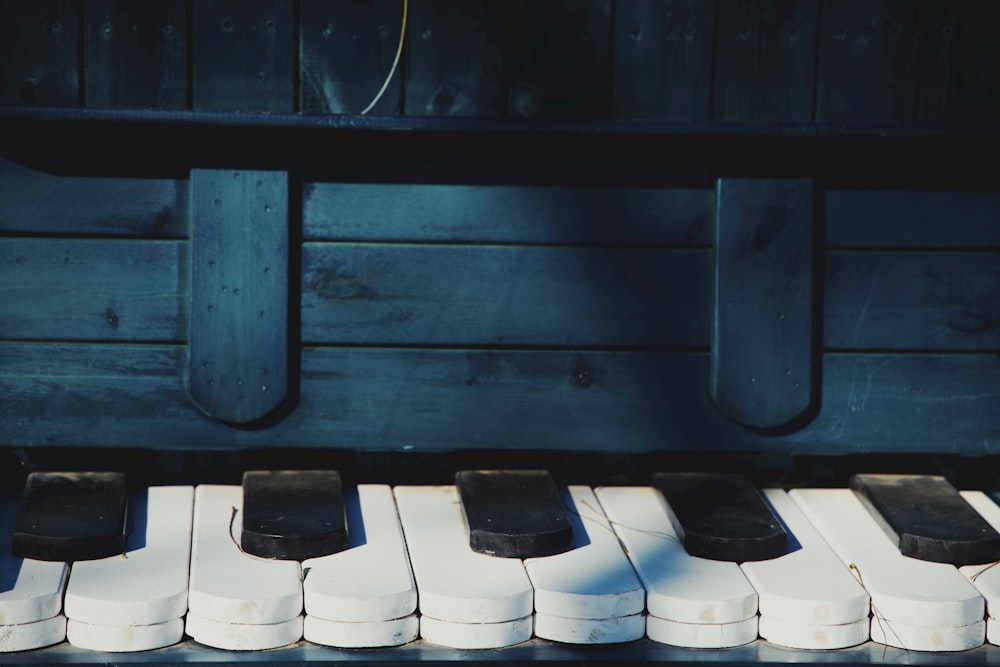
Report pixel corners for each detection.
[826,190,1000,248]
[83,0,188,109]
[404,0,506,117]
[712,179,815,429]
[302,183,713,244]
[612,0,715,120]
[814,0,921,122]
[712,0,820,121]
[188,169,288,424]
[192,0,295,112]
[506,0,612,118]
[301,244,708,346]
[0,0,79,106]
[824,251,999,351]
[0,345,996,454]
[0,157,188,237]
[0,239,185,341]
[300,0,403,115]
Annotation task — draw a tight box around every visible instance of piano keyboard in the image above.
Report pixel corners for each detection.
[4,481,1000,654]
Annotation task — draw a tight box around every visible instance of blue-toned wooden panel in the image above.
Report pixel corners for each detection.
[0,0,78,106]
[301,244,709,347]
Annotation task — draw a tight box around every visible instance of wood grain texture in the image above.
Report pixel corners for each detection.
[300,0,403,115]
[712,0,821,121]
[0,345,996,453]
[404,0,506,117]
[612,0,715,120]
[0,0,79,106]
[192,0,295,112]
[83,0,188,109]
[188,169,288,424]
[0,157,188,237]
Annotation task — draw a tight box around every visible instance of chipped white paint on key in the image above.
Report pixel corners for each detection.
[0,615,65,653]
[304,613,418,648]
[595,486,757,623]
[0,494,67,625]
[758,616,868,650]
[741,489,869,625]
[525,486,644,620]
[790,489,984,627]
[393,486,532,623]
[65,486,193,626]
[304,485,416,623]
[419,615,532,649]
[646,615,757,648]
[66,618,183,652]
[533,612,645,644]
[959,491,1000,619]
[188,486,302,625]
[185,613,303,651]
[869,617,985,651]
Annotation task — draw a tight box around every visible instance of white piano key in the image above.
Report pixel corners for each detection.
[66,617,183,652]
[0,493,67,625]
[419,615,532,649]
[0,615,65,653]
[185,612,303,651]
[869,617,985,652]
[741,488,869,625]
[525,486,644,620]
[595,486,758,624]
[304,613,418,648]
[188,485,302,625]
[64,486,193,626]
[303,484,416,623]
[989,617,1000,646]
[959,491,1000,618]
[533,612,645,644]
[790,488,984,627]
[758,616,869,650]
[394,485,532,623]
[646,615,758,649]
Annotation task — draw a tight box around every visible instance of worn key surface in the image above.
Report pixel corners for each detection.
[851,474,1000,566]
[652,472,787,562]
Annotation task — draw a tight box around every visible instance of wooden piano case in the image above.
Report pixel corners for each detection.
[0,0,998,664]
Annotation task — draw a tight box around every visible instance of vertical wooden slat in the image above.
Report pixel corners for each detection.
[815,0,921,122]
[612,0,715,120]
[711,178,816,430]
[188,170,289,425]
[0,0,79,106]
[507,0,612,119]
[712,0,820,121]
[83,0,188,109]
[299,0,403,115]
[192,0,295,112]
[404,0,506,117]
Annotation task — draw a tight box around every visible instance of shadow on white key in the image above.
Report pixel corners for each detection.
[0,493,67,626]
[65,486,192,629]
[534,612,645,644]
[790,489,984,636]
[525,486,644,622]
[67,618,183,652]
[186,613,303,651]
[0,615,66,653]
[394,486,532,625]
[304,614,418,648]
[188,486,302,626]
[742,489,869,626]
[959,491,1000,646]
[303,485,416,624]
[646,615,757,648]
[758,616,869,650]
[419,615,532,649]
[595,487,757,624]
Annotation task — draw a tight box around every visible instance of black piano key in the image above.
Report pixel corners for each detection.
[652,472,787,562]
[850,473,1000,567]
[456,469,573,558]
[12,471,127,562]
[241,470,348,560]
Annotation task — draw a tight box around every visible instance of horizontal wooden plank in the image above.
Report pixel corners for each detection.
[0,239,185,341]
[825,251,999,351]
[301,243,708,346]
[0,158,188,237]
[302,183,713,244]
[825,190,1000,248]
[0,345,995,453]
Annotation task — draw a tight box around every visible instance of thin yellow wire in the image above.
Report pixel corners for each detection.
[360,0,407,115]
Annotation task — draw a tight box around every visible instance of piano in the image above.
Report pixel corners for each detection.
[1,0,999,663]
